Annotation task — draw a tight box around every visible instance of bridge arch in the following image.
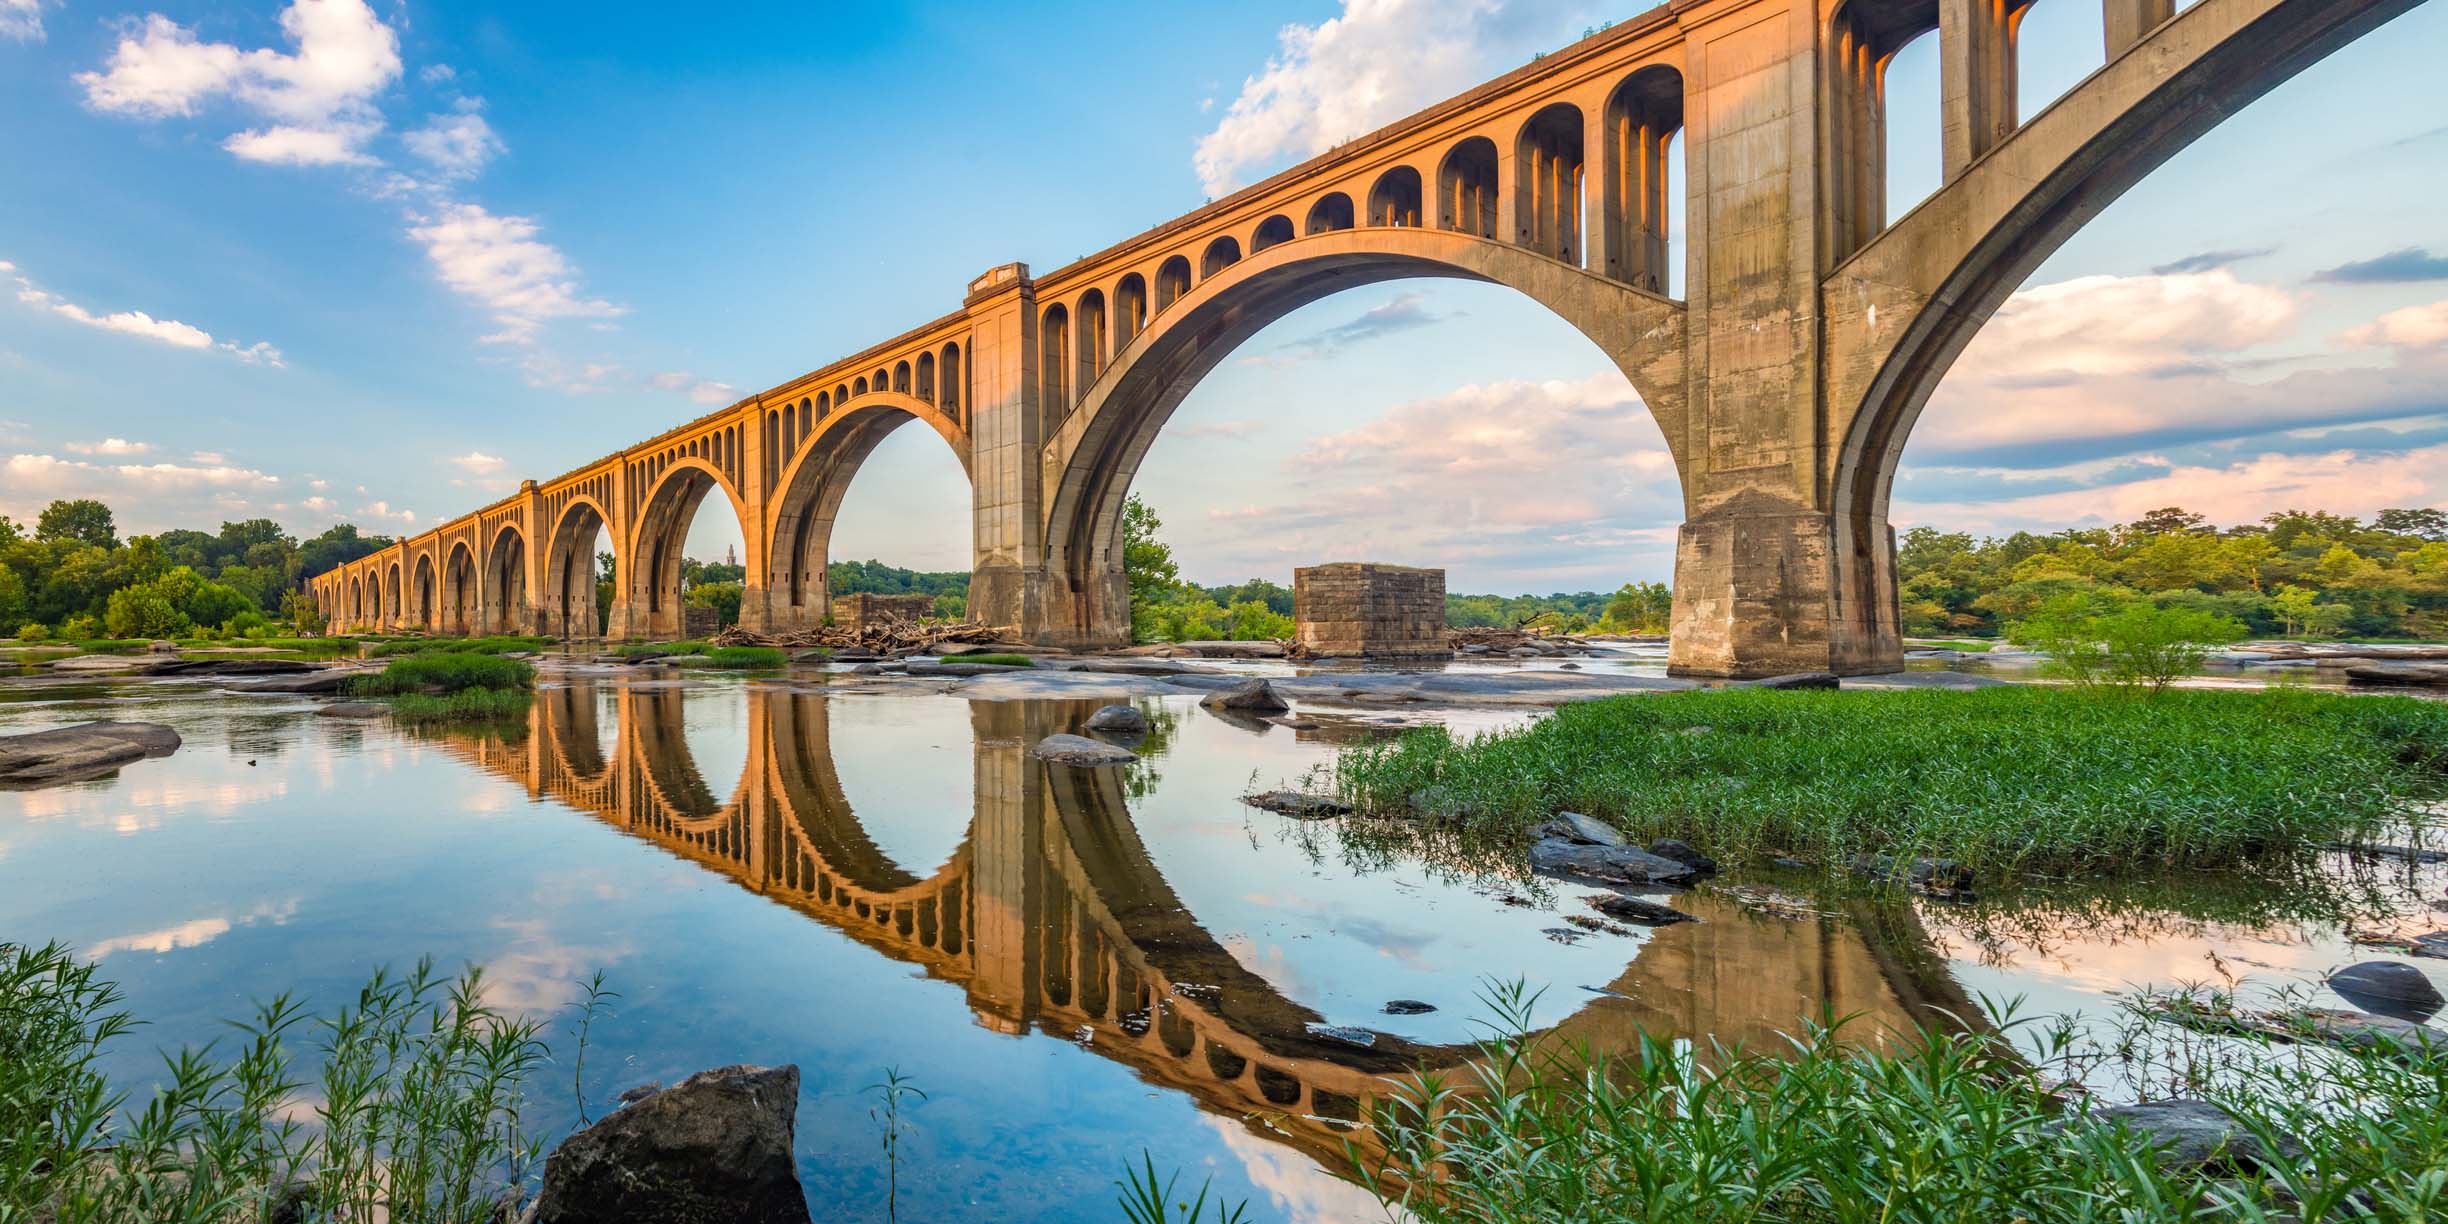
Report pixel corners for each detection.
[627,456,752,640]
[1823,0,2422,664]
[484,521,529,635]
[1037,226,1685,647]
[382,561,403,629]
[544,493,613,639]
[411,552,436,631]
[440,540,478,636]
[764,389,971,627]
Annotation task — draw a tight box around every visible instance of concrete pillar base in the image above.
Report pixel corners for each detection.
[1666,496,1902,678]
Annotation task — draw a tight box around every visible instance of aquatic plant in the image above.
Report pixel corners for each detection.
[387,688,535,725]
[1330,686,2448,878]
[369,635,553,657]
[1115,1154,1251,1224]
[612,640,708,659]
[866,1067,926,1224]
[348,652,536,696]
[1350,981,2448,1223]
[950,652,1036,668]
[696,646,788,670]
[0,943,547,1224]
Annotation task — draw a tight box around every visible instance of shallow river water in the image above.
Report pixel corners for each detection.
[2,658,2444,1223]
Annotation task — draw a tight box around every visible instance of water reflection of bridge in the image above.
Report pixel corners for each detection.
[444,681,1979,1172]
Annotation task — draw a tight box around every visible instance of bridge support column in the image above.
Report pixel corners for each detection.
[967,701,1043,1033]
[1667,494,1899,678]
[1941,0,2023,180]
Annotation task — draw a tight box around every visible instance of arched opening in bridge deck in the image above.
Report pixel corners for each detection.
[1304,192,1354,235]
[1076,289,1109,392]
[1367,166,1422,228]
[1155,256,1192,313]
[854,375,869,397]
[1602,66,1685,296]
[1515,103,1585,265]
[1200,236,1241,280]
[1114,274,1149,349]
[1250,214,1295,252]
[915,352,936,404]
[1041,301,1072,426]
[894,362,911,395]
[939,343,963,422]
[1437,138,1499,241]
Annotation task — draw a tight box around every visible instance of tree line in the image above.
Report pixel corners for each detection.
[0,498,386,641]
[1899,506,2448,640]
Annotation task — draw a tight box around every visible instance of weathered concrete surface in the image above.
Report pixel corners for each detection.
[0,721,182,787]
[311,0,2415,677]
[1296,563,1446,659]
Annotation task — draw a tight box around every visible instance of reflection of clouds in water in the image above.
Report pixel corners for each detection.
[475,872,636,1016]
[1219,933,1313,1004]
[1933,922,2345,1002]
[1239,891,1443,970]
[86,897,300,960]
[1202,1115,1386,1224]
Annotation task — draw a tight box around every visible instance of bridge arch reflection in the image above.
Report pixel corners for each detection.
[444,683,1982,1173]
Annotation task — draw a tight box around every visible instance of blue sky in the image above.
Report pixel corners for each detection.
[2,0,2444,595]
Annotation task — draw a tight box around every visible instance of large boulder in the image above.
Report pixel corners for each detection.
[1527,838,1696,887]
[1199,679,1290,715]
[234,669,355,695]
[1031,734,1138,767]
[2344,662,2448,687]
[0,722,181,787]
[315,702,391,720]
[530,1064,811,1224]
[2076,1099,2304,1173]
[1082,704,1150,736]
[1535,811,1626,847]
[2327,961,2446,1022]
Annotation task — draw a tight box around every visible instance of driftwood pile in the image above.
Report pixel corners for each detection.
[708,620,1023,656]
[1450,626,1595,653]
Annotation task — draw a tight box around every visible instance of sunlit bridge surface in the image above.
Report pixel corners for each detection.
[2,668,2439,1222]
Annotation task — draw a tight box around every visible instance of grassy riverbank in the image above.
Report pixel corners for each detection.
[1331,687,2448,878]
[345,651,536,725]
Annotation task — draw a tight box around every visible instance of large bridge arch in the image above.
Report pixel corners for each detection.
[1032,227,1687,648]
[482,521,530,637]
[625,456,754,640]
[543,493,614,641]
[440,540,478,636]
[762,391,972,630]
[1817,0,2424,667]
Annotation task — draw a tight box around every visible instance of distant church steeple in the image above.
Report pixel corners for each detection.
[725,543,738,567]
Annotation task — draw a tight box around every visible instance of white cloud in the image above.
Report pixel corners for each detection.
[452,450,505,474]
[300,494,336,512]
[2345,297,2448,349]
[1193,0,1606,196]
[1898,447,2448,535]
[8,262,286,365]
[406,201,623,344]
[78,1,401,166]
[191,450,227,464]
[404,108,505,178]
[353,498,415,523]
[2,0,51,42]
[1177,419,1264,440]
[66,438,152,456]
[649,371,737,405]
[0,452,285,531]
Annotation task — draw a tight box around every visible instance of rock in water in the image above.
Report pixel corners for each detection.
[1199,679,1291,715]
[1852,854,1976,898]
[1082,704,1150,736]
[1381,999,1438,1015]
[1030,734,1138,767]
[315,702,391,719]
[1746,672,1840,690]
[235,669,354,694]
[2327,961,2447,1022]
[2074,1099,2303,1172]
[1242,790,1350,819]
[0,722,182,786]
[1645,839,1718,874]
[1586,893,1695,925]
[1527,838,1696,886]
[1550,811,1626,846]
[531,1064,811,1224]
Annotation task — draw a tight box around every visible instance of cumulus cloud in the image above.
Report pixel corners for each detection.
[1897,447,2448,536]
[352,498,415,524]
[451,450,505,474]
[1192,0,1607,196]
[649,371,738,405]
[5,261,285,365]
[2344,297,2448,349]
[1166,370,1679,586]
[406,201,623,345]
[77,0,402,166]
[2313,247,2448,284]
[0,451,285,530]
[1,0,50,42]
[404,108,505,178]
[66,438,152,456]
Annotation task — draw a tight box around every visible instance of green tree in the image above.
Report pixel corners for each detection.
[685,580,745,627]
[2376,507,2448,541]
[35,500,116,549]
[103,585,189,639]
[1599,581,1672,632]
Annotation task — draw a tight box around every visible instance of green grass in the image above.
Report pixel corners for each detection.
[368,635,552,657]
[1343,983,2448,1223]
[2,942,548,1224]
[346,652,535,696]
[692,646,787,670]
[1905,638,1998,652]
[950,652,1036,667]
[612,640,707,659]
[1330,687,2448,879]
[387,688,535,725]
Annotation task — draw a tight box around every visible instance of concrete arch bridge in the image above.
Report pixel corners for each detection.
[312,0,2414,676]
[437,682,1982,1176]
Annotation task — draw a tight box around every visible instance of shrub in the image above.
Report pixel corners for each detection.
[952,652,1035,668]
[1330,686,2448,878]
[16,623,46,642]
[388,688,535,724]
[369,635,551,657]
[102,586,189,639]
[347,652,535,696]
[222,610,272,637]
[2008,597,2245,692]
[59,615,100,641]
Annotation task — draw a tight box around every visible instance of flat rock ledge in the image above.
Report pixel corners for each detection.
[1031,733,1138,767]
[526,1064,811,1224]
[0,721,182,787]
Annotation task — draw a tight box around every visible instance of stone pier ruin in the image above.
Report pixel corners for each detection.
[1295,564,1448,659]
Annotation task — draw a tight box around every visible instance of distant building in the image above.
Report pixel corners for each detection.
[725,543,738,567]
